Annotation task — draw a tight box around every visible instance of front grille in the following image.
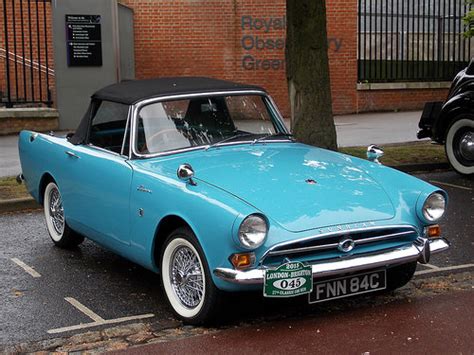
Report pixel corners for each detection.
[261,226,419,266]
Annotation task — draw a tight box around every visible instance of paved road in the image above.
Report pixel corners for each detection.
[0,170,472,348]
[0,111,423,177]
[0,135,21,178]
[335,110,426,147]
[120,290,473,354]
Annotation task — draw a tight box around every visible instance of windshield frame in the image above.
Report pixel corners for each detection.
[130,90,290,159]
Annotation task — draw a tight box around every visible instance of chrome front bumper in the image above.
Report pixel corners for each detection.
[213,237,449,285]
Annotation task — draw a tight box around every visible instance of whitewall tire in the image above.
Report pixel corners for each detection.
[160,227,222,324]
[43,181,84,248]
[445,117,474,176]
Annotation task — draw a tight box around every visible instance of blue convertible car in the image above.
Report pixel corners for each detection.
[18,77,450,324]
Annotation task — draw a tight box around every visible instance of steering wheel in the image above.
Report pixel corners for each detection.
[145,129,185,151]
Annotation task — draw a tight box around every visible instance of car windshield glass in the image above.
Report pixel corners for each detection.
[136,94,282,154]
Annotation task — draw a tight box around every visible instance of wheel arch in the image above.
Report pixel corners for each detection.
[38,172,56,205]
[435,96,474,142]
[152,214,194,270]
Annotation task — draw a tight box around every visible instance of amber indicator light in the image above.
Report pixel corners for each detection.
[230,253,256,270]
[427,225,441,238]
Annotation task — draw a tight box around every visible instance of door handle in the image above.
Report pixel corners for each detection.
[65,151,80,159]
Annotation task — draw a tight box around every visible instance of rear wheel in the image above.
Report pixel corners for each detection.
[445,116,474,176]
[160,227,223,324]
[43,182,84,248]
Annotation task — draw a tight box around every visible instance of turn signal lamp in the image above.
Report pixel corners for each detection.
[230,252,256,270]
[426,224,441,238]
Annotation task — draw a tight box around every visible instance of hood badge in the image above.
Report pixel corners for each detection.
[338,238,355,253]
[318,221,376,235]
[305,179,317,185]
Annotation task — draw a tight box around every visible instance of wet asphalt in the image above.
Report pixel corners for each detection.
[0,170,472,347]
[119,290,473,354]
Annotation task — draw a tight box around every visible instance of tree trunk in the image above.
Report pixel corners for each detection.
[286,0,337,150]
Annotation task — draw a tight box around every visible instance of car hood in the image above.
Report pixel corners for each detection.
[147,143,396,232]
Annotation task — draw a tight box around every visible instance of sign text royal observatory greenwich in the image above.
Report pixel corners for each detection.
[240,15,343,71]
[241,16,286,71]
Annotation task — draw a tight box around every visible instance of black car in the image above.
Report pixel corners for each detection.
[418,58,474,176]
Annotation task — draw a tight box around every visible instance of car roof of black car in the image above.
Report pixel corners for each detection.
[91,77,266,105]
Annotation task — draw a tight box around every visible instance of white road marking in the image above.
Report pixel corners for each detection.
[47,297,154,334]
[423,263,440,270]
[415,263,474,276]
[47,313,155,334]
[65,297,105,322]
[11,258,41,278]
[429,180,473,191]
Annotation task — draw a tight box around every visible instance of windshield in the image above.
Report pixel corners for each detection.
[135,94,285,155]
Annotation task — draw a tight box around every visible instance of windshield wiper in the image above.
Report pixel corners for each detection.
[205,132,253,150]
[251,132,294,145]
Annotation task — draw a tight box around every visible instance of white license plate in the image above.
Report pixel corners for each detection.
[308,270,386,304]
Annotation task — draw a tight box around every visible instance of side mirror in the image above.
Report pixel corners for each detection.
[177,163,197,185]
[367,144,384,164]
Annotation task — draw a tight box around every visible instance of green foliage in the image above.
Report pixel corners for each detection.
[464,0,474,38]
[339,142,447,166]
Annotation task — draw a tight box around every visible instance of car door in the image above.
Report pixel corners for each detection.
[61,100,133,249]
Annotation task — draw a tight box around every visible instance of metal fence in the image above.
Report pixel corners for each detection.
[358,0,474,83]
[1,0,53,108]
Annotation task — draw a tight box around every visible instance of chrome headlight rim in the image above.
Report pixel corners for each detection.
[421,192,447,223]
[238,214,268,250]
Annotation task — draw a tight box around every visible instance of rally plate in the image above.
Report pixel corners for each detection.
[308,269,386,304]
[264,261,313,298]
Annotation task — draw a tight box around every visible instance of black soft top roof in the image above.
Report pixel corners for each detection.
[91,77,266,105]
[70,77,266,145]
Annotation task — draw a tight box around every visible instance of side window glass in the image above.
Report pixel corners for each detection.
[89,101,130,154]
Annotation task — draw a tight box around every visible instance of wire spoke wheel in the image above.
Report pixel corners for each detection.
[170,246,204,308]
[43,181,84,248]
[161,228,223,324]
[48,187,65,235]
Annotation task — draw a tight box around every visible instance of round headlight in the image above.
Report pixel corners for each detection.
[422,193,446,222]
[238,214,268,249]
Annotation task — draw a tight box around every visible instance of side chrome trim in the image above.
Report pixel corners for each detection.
[259,225,419,265]
[130,90,289,160]
[214,237,450,285]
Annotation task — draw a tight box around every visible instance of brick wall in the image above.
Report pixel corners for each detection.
[0,108,58,135]
[1,0,450,115]
[118,0,449,116]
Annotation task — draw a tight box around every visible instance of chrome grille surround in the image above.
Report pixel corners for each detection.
[259,225,419,266]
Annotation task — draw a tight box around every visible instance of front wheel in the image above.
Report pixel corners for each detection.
[43,182,84,248]
[160,227,223,324]
[385,261,417,291]
[445,116,474,176]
